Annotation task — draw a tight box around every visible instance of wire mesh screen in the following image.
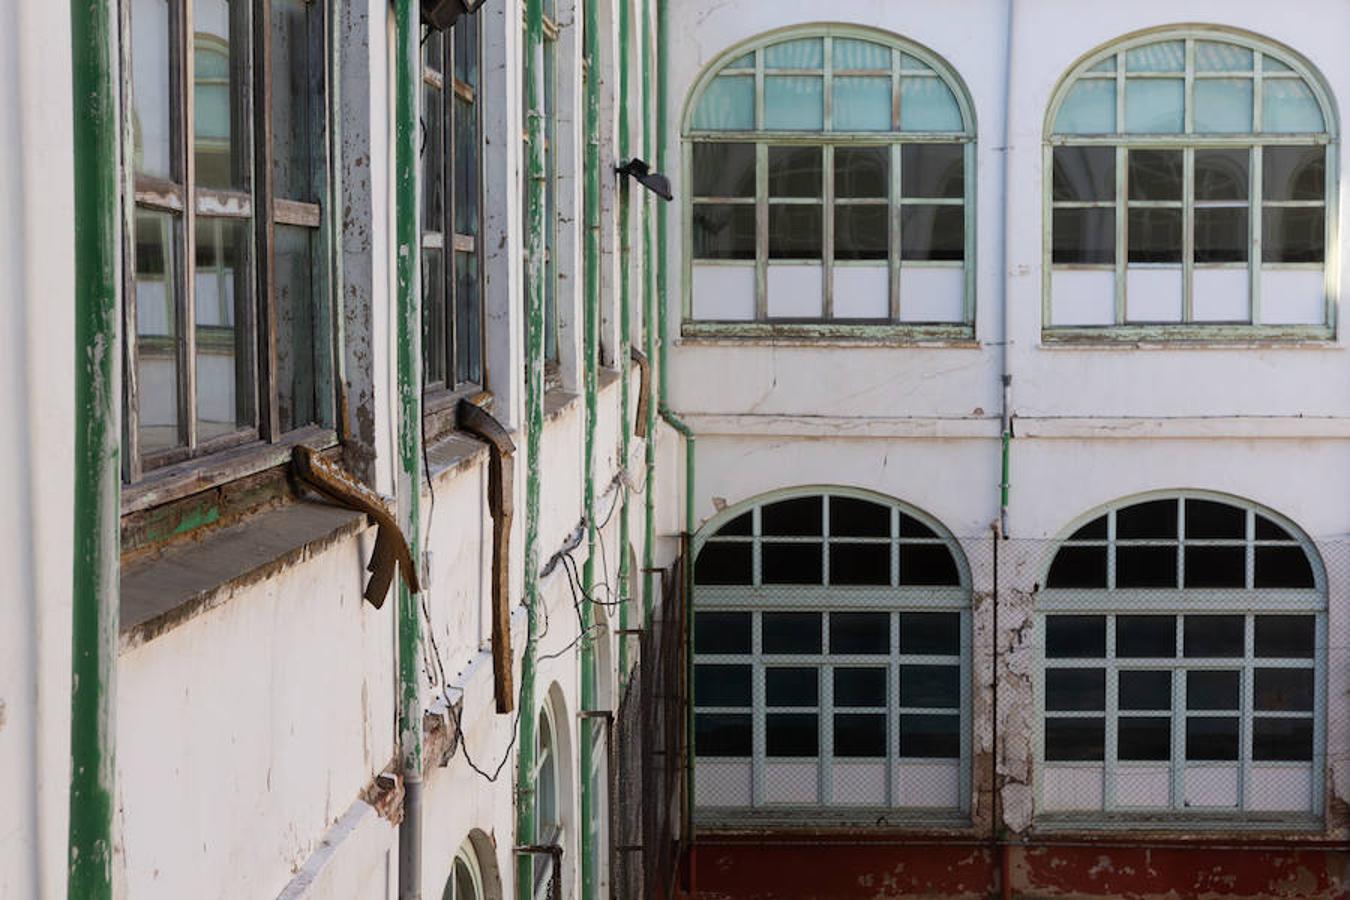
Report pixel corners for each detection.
[612,553,688,899]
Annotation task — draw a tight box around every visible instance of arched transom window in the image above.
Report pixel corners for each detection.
[683,28,975,337]
[692,489,971,823]
[1038,493,1326,820]
[1045,30,1336,337]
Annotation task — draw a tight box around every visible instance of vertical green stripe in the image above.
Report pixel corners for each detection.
[616,0,633,685]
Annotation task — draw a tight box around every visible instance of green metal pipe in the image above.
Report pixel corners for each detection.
[640,0,658,631]
[578,0,602,895]
[69,0,120,894]
[616,0,633,685]
[516,0,546,893]
[393,1,424,896]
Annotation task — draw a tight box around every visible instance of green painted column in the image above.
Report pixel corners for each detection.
[616,0,633,685]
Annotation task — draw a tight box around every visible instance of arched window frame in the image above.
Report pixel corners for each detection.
[1043,27,1340,341]
[691,487,973,825]
[1035,490,1328,823]
[681,26,978,341]
[532,699,562,899]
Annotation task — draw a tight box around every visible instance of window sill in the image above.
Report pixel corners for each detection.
[693,809,975,834]
[681,320,976,347]
[425,430,491,485]
[1042,325,1337,348]
[544,388,580,421]
[423,385,490,445]
[1031,812,1326,837]
[120,498,369,651]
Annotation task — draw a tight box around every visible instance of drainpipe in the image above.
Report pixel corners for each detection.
[516,0,546,894]
[997,0,1016,540]
[616,0,633,684]
[579,0,602,894]
[394,1,425,897]
[69,0,120,895]
[640,0,658,634]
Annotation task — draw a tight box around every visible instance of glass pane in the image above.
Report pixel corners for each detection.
[1194,79,1253,134]
[1195,149,1249,201]
[833,38,889,70]
[766,667,818,707]
[834,714,886,757]
[830,497,890,536]
[1119,670,1172,710]
[897,543,960,585]
[835,146,889,198]
[452,12,478,85]
[1186,500,1245,538]
[274,224,320,432]
[1116,616,1176,658]
[134,209,183,452]
[1254,668,1314,711]
[902,144,963,198]
[1118,717,1171,761]
[1194,209,1249,263]
[768,205,823,258]
[1254,615,1315,658]
[1118,499,1178,538]
[694,611,752,654]
[692,143,756,197]
[1045,718,1104,761]
[1126,41,1184,72]
[899,77,961,131]
[1184,616,1245,657]
[695,664,752,707]
[1252,718,1313,761]
[768,146,822,197]
[898,53,931,72]
[454,96,479,236]
[898,613,959,655]
[423,28,442,72]
[764,38,823,69]
[1124,78,1184,133]
[454,250,481,384]
[1047,546,1108,587]
[423,83,444,231]
[717,512,753,536]
[1054,79,1115,134]
[422,247,446,386]
[1264,146,1325,201]
[834,667,887,707]
[763,496,822,534]
[692,204,755,259]
[1187,670,1239,710]
[1088,58,1116,74]
[762,542,823,583]
[899,206,962,261]
[193,216,254,441]
[1052,208,1114,265]
[272,0,319,201]
[833,77,891,131]
[830,542,890,584]
[1256,515,1295,541]
[724,53,753,70]
[131,0,174,179]
[1128,150,1183,201]
[1045,616,1105,658]
[899,665,960,708]
[1127,208,1183,264]
[763,612,823,654]
[766,713,818,756]
[1262,207,1324,263]
[764,76,824,130]
[1070,516,1108,540]
[830,612,890,654]
[695,713,751,756]
[898,714,960,758]
[1184,545,1245,588]
[194,0,248,189]
[1185,717,1239,760]
[1045,668,1105,711]
[1053,147,1115,201]
[1263,79,1325,132]
[693,541,752,585]
[691,75,754,130]
[834,206,888,261]
[1117,546,1178,586]
[1197,42,1252,72]
[1264,56,1293,73]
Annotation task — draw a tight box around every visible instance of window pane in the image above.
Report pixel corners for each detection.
[898,714,960,758]
[272,0,319,201]
[695,664,752,707]
[1070,516,1108,540]
[454,250,482,385]
[1053,147,1115,202]
[830,542,891,584]
[1262,207,1324,263]
[1254,615,1315,658]
[422,247,446,386]
[1127,208,1183,264]
[766,667,818,707]
[897,544,960,585]
[764,38,822,69]
[1194,208,1249,264]
[1126,41,1184,72]
[899,77,962,131]
[1046,546,1108,588]
[692,143,756,197]
[1045,616,1106,659]
[1118,717,1171,761]
[899,206,962,261]
[1254,668,1314,711]
[900,513,938,538]
[763,612,823,654]
[131,0,174,179]
[1184,616,1245,657]
[1128,150,1182,201]
[1194,79,1253,133]
[1118,499,1178,538]
[274,224,320,432]
[716,512,753,536]
[1184,545,1246,588]
[1116,546,1177,587]
[1187,670,1240,710]
[1045,717,1104,761]
[1255,547,1315,589]
[766,713,818,756]
[835,667,888,707]
[830,496,891,536]
[134,209,183,452]
[723,52,753,70]
[1116,616,1176,658]
[1045,668,1105,711]
[1185,717,1239,760]
[1256,515,1295,541]
[194,0,248,189]
[901,144,963,199]
[454,97,479,236]
[691,75,754,130]
[1263,79,1325,133]
[898,612,959,655]
[1119,670,1171,710]
[832,38,889,70]
[1196,42,1252,72]
[830,612,889,654]
[1252,718,1313,761]
[834,714,886,757]
[1124,78,1184,133]
[900,665,960,708]
[764,76,824,130]
[1264,146,1325,201]
[694,611,751,654]
[768,146,822,197]
[694,541,752,585]
[692,204,755,259]
[768,205,823,258]
[762,542,823,583]
[763,496,822,534]
[193,216,254,441]
[1054,79,1115,134]
[696,713,751,756]
[833,77,891,131]
[835,147,889,198]
[834,206,888,261]
[1195,149,1249,201]
[423,86,444,230]
[1052,208,1114,265]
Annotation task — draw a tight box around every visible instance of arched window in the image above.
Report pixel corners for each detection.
[683,28,976,337]
[532,701,561,899]
[442,830,502,900]
[692,489,971,823]
[1038,492,1326,819]
[1045,29,1337,338]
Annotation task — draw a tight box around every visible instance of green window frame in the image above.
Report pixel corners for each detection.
[1044,30,1339,341]
[682,27,977,341]
[1036,492,1326,824]
[691,489,972,826]
[522,0,562,386]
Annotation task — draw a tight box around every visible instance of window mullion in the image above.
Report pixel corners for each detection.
[1250,144,1263,323]
[1171,616,1185,810]
[1114,145,1126,325]
[444,39,458,388]
[755,142,768,319]
[823,144,835,320]
[181,0,199,451]
[255,0,281,441]
[890,142,902,322]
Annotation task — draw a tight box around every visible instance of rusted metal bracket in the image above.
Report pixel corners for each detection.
[515,844,564,900]
[630,346,650,437]
[457,399,517,714]
[292,445,420,608]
